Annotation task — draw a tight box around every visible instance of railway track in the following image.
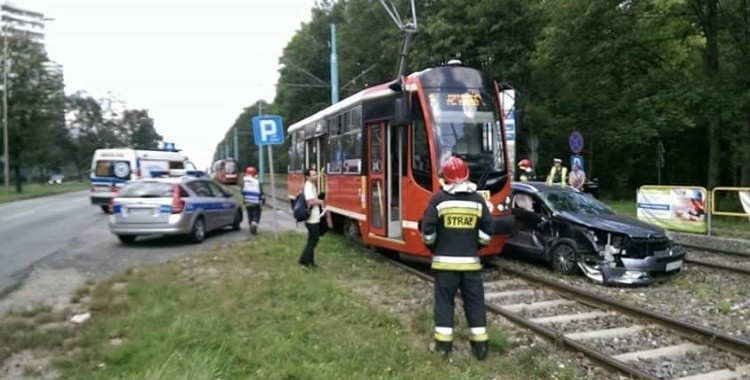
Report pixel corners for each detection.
[490,261,750,379]
[368,246,750,379]
[681,244,750,276]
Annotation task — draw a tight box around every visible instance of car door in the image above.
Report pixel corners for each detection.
[206,180,236,228]
[509,191,547,259]
[186,180,220,230]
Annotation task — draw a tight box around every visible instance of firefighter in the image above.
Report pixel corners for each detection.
[517,158,535,182]
[241,166,264,235]
[420,156,492,360]
[545,158,568,186]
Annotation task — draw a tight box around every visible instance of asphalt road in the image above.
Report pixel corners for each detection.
[0,190,300,300]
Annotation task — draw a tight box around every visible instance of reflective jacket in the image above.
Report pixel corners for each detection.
[242,175,263,205]
[420,182,492,271]
[546,166,568,186]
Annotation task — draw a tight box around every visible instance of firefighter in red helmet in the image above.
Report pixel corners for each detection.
[420,156,492,360]
[241,166,264,235]
[517,159,535,182]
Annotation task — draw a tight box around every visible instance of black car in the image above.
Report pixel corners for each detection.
[505,182,686,286]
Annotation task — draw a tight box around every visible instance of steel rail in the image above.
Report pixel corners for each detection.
[495,261,750,360]
[684,257,750,275]
[680,242,750,257]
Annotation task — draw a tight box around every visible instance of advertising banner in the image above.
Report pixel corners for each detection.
[637,186,707,234]
[741,191,750,216]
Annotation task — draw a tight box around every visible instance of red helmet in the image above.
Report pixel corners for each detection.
[245,166,257,176]
[442,156,469,184]
[518,159,532,169]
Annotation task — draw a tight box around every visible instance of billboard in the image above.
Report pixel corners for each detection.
[636,186,707,234]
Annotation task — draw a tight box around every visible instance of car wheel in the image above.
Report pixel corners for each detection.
[189,217,206,244]
[550,238,579,275]
[117,235,136,245]
[231,209,242,231]
[101,205,110,214]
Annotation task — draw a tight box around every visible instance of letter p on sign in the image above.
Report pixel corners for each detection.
[252,115,285,146]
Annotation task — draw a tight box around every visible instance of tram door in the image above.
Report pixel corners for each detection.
[388,125,405,239]
[366,122,405,239]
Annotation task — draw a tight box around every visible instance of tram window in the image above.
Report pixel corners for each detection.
[328,136,343,174]
[351,107,362,129]
[412,95,432,190]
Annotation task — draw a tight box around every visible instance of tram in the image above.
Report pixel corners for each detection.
[211,158,239,185]
[287,60,514,258]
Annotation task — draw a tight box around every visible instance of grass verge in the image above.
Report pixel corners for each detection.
[0,233,584,379]
[0,182,88,204]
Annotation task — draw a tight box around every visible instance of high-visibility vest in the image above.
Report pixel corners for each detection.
[546,166,568,185]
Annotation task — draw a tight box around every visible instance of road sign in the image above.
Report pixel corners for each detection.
[570,155,584,171]
[569,130,584,154]
[252,115,285,146]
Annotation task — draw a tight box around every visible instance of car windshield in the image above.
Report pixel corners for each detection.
[540,190,615,215]
[120,181,175,198]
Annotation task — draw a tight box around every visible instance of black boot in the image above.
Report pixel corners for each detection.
[470,341,489,360]
[435,341,452,355]
[250,225,258,235]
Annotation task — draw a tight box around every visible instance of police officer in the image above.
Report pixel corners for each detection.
[421,156,492,360]
[241,166,264,235]
[517,158,535,182]
[546,158,568,186]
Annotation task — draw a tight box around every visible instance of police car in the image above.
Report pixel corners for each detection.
[108,170,242,244]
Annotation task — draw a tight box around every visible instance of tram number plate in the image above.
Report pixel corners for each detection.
[477,190,490,201]
[665,260,682,272]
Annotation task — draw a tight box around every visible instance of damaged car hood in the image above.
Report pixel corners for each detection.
[556,212,667,239]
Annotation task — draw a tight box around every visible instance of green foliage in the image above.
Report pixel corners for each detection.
[217,0,750,191]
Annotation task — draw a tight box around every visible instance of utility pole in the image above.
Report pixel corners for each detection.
[2,20,8,188]
[330,24,339,104]
[233,126,238,162]
[258,101,264,183]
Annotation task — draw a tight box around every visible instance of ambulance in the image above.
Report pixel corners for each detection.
[89,147,195,213]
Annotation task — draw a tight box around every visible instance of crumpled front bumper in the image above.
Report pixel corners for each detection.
[578,251,686,286]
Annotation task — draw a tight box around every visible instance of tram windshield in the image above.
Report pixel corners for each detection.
[426,88,506,182]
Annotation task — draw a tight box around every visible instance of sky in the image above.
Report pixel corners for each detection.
[20,0,315,169]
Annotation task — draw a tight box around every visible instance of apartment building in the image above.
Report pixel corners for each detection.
[1,0,47,44]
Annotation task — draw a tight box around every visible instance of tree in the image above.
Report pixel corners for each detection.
[120,109,162,149]
[3,35,66,191]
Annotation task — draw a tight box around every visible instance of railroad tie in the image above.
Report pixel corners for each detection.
[502,299,576,312]
[484,289,536,299]
[564,326,646,341]
[483,279,527,289]
[674,364,750,380]
[530,311,610,325]
[612,343,703,362]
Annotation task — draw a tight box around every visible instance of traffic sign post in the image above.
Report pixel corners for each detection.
[252,115,285,238]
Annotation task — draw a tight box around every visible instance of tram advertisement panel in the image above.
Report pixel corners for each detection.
[636,186,707,234]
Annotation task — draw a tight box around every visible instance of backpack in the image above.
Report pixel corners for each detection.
[292,192,310,222]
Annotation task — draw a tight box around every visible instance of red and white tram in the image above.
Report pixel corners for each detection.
[211,158,239,185]
[287,61,514,258]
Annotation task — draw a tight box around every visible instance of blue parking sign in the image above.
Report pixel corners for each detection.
[252,115,285,146]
